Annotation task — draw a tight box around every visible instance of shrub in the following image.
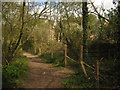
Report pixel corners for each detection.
[40,53,64,67]
[2,56,28,88]
[63,68,96,88]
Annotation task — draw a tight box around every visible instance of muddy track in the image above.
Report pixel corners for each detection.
[22,52,74,88]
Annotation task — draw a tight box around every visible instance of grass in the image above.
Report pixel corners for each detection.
[99,59,120,88]
[39,52,120,88]
[63,57,120,88]
[39,53,65,68]
[2,55,29,88]
[63,67,96,88]
[39,52,80,69]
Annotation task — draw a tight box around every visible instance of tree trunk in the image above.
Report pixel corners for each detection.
[117,1,120,60]
[82,0,88,61]
[12,1,25,57]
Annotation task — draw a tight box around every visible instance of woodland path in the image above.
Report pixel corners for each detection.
[22,52,74,88]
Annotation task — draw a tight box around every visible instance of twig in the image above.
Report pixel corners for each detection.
[89,0,109,22]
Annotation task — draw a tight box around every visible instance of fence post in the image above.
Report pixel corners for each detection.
[96,60,100,89]
[64,44,67,67]
[80,45,83,62]
[80,45,88,77]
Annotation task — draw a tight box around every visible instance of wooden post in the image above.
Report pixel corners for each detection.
[64,44,67,67]
[80,45,83,62]
[80,45,88,77]
[96,60,100,89]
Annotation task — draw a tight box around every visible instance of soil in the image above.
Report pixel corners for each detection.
[22,52,74,88]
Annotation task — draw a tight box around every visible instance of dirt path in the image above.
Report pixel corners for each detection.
[22,52,74,88]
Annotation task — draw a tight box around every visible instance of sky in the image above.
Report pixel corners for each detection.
[1,0,115,9]
[93,0,114,9]
[33,0,115,9]
[31,0,115,14]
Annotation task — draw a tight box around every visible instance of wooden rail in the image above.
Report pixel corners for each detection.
[83,61,94,70]
[66,56,79,64]
[63,44,102,83]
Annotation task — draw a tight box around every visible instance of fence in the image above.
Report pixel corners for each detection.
[63,44,101,88]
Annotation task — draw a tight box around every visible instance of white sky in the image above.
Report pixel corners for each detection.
[92,0,114,9]
[34,0,115,9]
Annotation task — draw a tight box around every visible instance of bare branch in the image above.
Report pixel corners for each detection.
[38,2,48,17]
[89,0,109,22]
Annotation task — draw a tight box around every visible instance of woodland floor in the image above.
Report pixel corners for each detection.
[22,52,74,88]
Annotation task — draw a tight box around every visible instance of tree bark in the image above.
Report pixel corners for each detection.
[82,0,88,61]
[117,1,120,60]
[12,1,25,57]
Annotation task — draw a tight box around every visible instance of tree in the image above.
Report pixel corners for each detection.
[2,2,26,64]
[82,0,88,61]
[2,1,50,65]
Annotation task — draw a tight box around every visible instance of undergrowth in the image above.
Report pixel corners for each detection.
[63,58,120,88]
[39,52,120,88]
[63,67,96,88]
[2,55,28,88]
[39,52,80,68]
[39,53,64,67]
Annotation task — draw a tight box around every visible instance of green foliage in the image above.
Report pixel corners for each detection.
[41,40,63,55]
[40,54,53,63]
[22,39,34,53]
[2,2,120,88]
[63,58,120,88]
[2,2,36,64]
[2,56,28,88]
[40,53,64,67]
[100,59,120,87]
[66,58,79,68]
[63,68,96,88]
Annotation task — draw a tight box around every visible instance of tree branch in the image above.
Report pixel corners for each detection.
[38,2,48,17]
[89,0,109,22]
[12,1,25,56]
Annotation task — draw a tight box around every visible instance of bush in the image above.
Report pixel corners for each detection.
[63,68,96,88]
[100,59,120,88]
[2,56,28,88]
